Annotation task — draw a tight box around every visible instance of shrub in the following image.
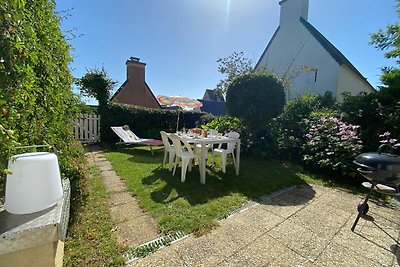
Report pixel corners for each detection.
[196,113,215,128]
[226,71,285,134]
[274,92,337,160]
[303,116,363,178]
[341,89,400,152]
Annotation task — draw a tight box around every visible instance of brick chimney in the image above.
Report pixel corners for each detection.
[111,57,161,109]
[279,0,309,28]
[126,57,146,84]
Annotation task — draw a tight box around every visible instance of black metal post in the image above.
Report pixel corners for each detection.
[351,183,375,232]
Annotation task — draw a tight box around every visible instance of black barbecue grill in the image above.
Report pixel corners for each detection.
[351,144,400,231]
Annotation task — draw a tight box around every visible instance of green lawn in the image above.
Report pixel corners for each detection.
[105,145,311,235]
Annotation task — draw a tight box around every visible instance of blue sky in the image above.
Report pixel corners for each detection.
[56,0,398,105]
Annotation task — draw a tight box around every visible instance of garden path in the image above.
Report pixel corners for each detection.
[86,145,160,248]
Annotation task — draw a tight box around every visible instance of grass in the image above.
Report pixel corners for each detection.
[105,145,311,235]
[64,165,126,267]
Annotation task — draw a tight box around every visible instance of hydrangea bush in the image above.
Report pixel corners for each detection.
[379,131,400,154]
[303,116,363,177]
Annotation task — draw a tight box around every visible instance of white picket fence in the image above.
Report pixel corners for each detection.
[73,114,101,143]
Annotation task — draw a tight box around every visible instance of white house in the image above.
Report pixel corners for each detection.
[255,0,375,101]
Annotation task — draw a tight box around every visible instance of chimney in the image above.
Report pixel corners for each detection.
[279,0,309,28]
[126,57,146,85]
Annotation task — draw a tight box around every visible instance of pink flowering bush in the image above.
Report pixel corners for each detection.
[303,116,363,177]
[379,131,400,154]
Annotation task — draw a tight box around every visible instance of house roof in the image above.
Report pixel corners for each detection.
[254,26,281,69]
[299,17,373,87]
[203,89,225,102]
[110,80,161,108]
[198,99,226,116]
[110,80,128,101]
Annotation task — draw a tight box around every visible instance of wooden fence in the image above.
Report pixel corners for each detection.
[72,114,101,143]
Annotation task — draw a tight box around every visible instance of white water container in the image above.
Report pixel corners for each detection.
[4,152,63,214]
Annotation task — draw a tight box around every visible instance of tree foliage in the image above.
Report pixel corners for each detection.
[370,0,400,82]
[75,68,117,108]
[226,71,285,133]
[215,52,253,97]
[0,0,83,179]
[76,68,117,140]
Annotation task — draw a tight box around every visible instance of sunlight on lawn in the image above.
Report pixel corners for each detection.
[105,146,308,235]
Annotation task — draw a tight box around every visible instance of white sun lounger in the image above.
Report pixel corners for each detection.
[110,126,163,155]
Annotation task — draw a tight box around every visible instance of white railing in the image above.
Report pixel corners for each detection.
[73,114,101,143]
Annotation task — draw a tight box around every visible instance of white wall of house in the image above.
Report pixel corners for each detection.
[256,0,374,101]
[337,65,375,101]
[258,22,340,99]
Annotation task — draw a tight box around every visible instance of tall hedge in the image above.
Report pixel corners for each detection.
[103,102,203,143]
[0,0,83,179]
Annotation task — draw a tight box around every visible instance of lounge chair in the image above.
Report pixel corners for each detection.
[110,126,163,155]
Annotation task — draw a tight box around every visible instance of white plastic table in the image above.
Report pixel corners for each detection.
[179,134,241,184]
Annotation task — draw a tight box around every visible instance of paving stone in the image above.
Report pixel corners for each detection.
[290,202,352,238]
[268,249,315,267]
[331,220,398,266]
[267,219,331,262]
[259,192,311,219]
[115,216,159,248]
[229,205,286,234]
[96,161,113,171]
[102,180,127,193]
[110,202,144,223]
[128,248,185,267]
[108,192,137,207]
[172,232,238,267]
[314,242,384,267]
[290,183,328,200]
[219,234,290,267]
[315,192,363,214]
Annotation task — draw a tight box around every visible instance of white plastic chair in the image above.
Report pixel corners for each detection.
[170,134,199,182]
[213,131,240,173]
[160,131,175,171]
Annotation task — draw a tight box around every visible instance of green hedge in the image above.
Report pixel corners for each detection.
[102,102,204,143]
[0,0,85,195]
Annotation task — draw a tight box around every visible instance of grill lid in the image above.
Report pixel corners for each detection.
[354,152,400,172]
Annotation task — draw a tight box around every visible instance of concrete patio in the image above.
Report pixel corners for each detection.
[128,184,400,267]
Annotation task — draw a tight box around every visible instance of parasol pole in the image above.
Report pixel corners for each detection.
[176,109,180,132]
[176,97,181,132]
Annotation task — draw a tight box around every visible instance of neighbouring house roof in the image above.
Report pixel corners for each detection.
[203,89,225,102]
[110,81,161,108]
[198,99,226,116]
[110,80,128,101]
[299,17,372,86]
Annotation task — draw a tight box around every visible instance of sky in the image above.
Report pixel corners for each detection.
[56,0,399,105]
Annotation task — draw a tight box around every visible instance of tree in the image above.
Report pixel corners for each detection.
[370,0,400,83]
[75,68,116,108]
[76,68,117,139]
[215,52,253,97]
[226,71,285,134]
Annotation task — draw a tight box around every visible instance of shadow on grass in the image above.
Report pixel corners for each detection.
[142,156,313,207]
[108,145,165,164]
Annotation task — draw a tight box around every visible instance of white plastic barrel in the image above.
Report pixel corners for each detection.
[4,152,63,214]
